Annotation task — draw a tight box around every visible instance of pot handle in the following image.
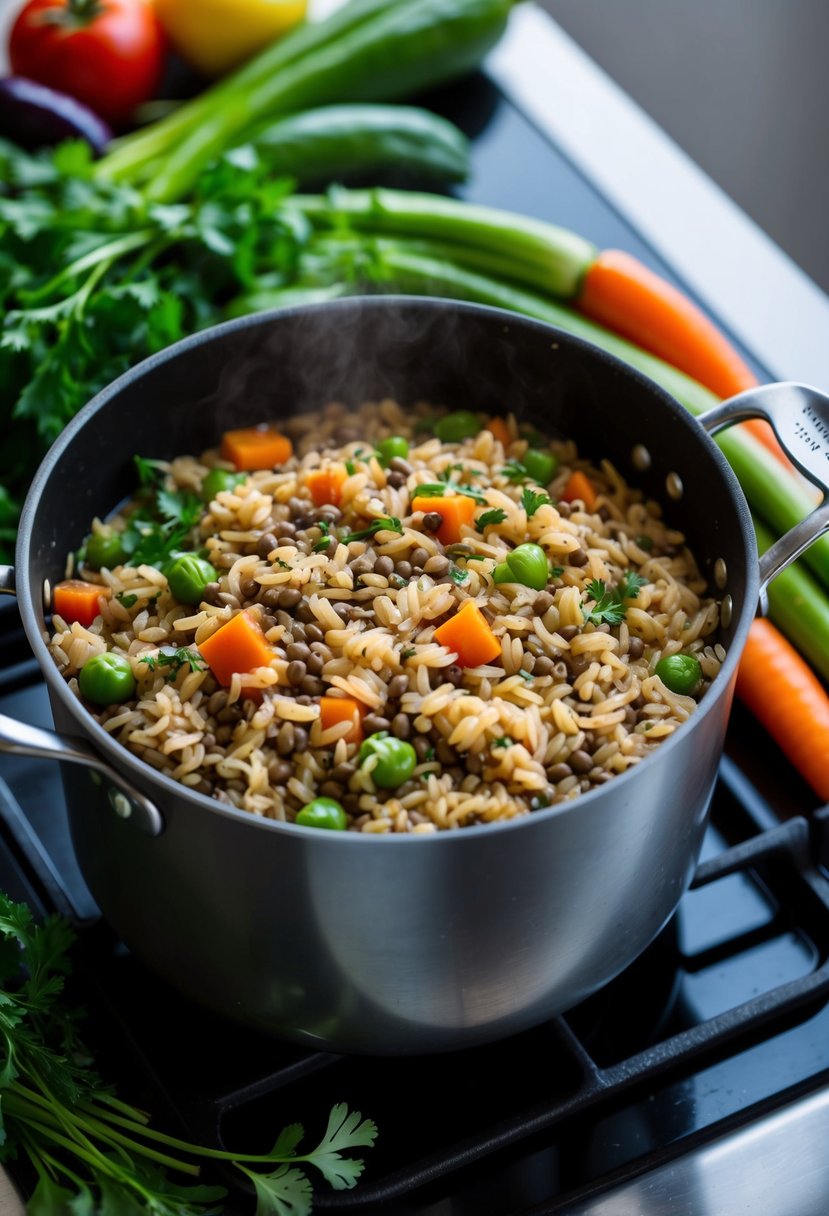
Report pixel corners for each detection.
[698,382,829,613]
[0,712,164,837]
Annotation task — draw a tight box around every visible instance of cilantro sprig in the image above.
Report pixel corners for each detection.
[119,457,204,569]
[340,516,403,544]
[582,570,647,625]
[0,889,378,1214]
[139,647,206,679]
[476,508,508,531]
[521,487,551,518]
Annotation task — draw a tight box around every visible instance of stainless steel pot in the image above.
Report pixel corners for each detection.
[2,297,828,1055]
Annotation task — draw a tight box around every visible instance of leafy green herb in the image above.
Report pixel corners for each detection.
[400,647,416,660]
[583,579,627,626]
[549,565,564,579]
[449,566,469,584]
[341,516,403,544]
[276,558,292,570]
[476,508,508,531]
[413,484,446,497]
[456,484,487,503]
[116,591,138,608]
[635,534,654,551]
[317,520,331,536]
[139,646,206,679]
[501,459,529,483]
[517,668,534,682]
[345,459,356,475]
[0,889,377,1214]
[521,487,552,518]
[492,736,513,748]
[619,569,647,600]
[313,537,333,553]
[582,571,646,626]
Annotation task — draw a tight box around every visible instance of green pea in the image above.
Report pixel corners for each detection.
[654,654,702,695]
[521,448,558,485]
[376,436,409,465]
[79,652,136,706]
[166,554,218,605]
[359,731,418,789]
[434,410,481,443]
[85,528,126,571]
[295,797,348,830]
[505,543,549,590]
[201,468,244,502]
[492,561,514,584]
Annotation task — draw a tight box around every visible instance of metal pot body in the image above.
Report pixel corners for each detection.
[16,298,757,1054]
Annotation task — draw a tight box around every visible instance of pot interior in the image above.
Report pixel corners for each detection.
[21,296,756,675]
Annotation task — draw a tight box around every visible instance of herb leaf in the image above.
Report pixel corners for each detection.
[521,487,551,518]
[340,516,403,544]
[476,508,508,531]
[583,570,646,626]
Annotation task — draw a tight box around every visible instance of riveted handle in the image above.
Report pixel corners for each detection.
[699,382,829,614]
[0,712,164,837]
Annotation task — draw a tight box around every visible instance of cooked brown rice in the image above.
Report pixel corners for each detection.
[49,400,726,832]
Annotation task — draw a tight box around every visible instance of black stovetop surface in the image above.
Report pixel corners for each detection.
[3,58,829,1216]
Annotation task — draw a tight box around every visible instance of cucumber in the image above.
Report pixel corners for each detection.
[250,103,471,186]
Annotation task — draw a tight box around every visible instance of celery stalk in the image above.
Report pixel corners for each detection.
[754,518,829,683]
[97,0,403,183]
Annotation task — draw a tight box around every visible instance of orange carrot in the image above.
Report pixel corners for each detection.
[576,249,789,468]
[735,617,829,802]
[560,470,598,511]
[434,599,502,668]
[486,417,511,448]
[52,579,111,627]
[198,610,274,687]
[220,425,293,471]
[411,492,476,545]
[306,464,348,508]
[319,695,365,744]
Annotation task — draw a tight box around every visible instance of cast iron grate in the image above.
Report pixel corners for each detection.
[1,748,828,1215]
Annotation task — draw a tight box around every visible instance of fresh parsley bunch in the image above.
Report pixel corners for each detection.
[0,891,377,1214]
[0,138,305,564]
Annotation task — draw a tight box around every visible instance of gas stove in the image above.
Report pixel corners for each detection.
[2,6,829,1213]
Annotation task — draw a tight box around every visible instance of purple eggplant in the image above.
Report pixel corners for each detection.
[0,76,113,156]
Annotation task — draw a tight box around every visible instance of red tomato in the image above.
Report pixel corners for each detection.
[8,0,166,128]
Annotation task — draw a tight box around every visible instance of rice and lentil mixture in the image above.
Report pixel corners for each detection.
[49,400,726,833]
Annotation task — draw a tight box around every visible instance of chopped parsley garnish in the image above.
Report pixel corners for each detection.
[549,565,564,579]
[119,457,203,570]
[345,459,356,476]
[275,558,292,570]
[476,508,508,530]
[521,487,552,518]
[400,647,416,660]
[413,484,446,497]
[635,534,654,551]
[492,736,513,749]
[501,459,529,483]
[619,569,647,600]
[582,571,647,626]
[449,566,469,584]
[313,537,333,552]
[115,592,138,608]
[340,517,403,544]
[139,646,206,679]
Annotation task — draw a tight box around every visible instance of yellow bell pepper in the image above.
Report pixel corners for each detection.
[152,0,308,79]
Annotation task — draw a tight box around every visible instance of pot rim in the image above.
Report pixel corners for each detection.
[15,295,760,842]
